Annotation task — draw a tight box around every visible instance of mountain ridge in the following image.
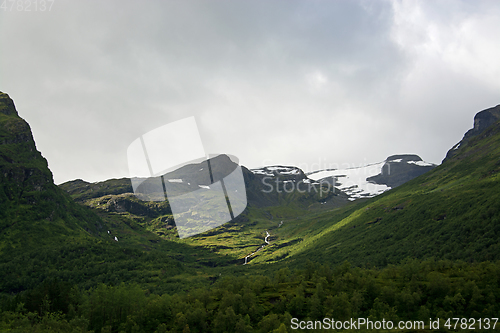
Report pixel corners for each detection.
[0,92,106,253]
[443,104,500,163]
[307,154,436,200]
[366,154,436,188]
[285,110,500,267]
[2,92,500,332]
[0,91,239,296]
[3,89,500,271]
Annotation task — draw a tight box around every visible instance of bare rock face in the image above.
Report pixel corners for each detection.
[443,105,500,163]
[367,154,436,188]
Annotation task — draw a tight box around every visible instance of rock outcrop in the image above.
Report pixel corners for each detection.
[367,154,436,188]
[443,105,500,163]
[0,91,102,245]
[0,92,55,205]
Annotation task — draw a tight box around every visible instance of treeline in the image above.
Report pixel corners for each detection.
[0,240,202,296]
[1,259,500,332]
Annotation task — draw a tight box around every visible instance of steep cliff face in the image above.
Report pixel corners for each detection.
[0,92,102,250]
[443,105,500,163]
[0,93,55,205]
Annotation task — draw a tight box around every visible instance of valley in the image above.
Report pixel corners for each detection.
[1,91,500,332]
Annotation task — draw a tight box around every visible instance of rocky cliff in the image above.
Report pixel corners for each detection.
[0,92,103,250]
[0,92,55,203]
[367,154,436,188]
[443,105,500,163]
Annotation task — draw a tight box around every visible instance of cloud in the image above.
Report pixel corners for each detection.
[0,0,499,183]
[387,0,500,161]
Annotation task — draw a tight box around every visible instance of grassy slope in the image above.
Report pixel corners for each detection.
[3,92,500,331]
[57,161,347,267]
[275,120,500,268]
[6,85,500,297]
[0,93,238,295]
[0,97,102,253]
[54,119,500,273]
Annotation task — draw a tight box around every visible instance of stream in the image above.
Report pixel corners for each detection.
[243,231,270,265]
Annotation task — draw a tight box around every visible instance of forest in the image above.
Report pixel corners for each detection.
[1,259,500,332]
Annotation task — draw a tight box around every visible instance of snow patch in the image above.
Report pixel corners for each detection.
[251,166,300,176]
[267,166,294,171]
[407,161,435,167]
[251,169,273,176]
[280,169,299,175]
[309,161,391,200]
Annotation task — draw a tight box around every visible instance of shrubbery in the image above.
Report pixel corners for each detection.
[1,259,499,332]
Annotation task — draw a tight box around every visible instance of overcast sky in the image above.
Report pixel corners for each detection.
[1,0,499,184]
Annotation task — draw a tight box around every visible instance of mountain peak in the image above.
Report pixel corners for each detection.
[308,154,436,200]
[0,92,18,116]
[251,165,305,178]
[385,154,422,163]
[468,105,500,138]
[0,92,103,249]
[443,104,500,163]
[368,154,436,188]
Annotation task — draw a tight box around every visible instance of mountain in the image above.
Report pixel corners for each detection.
[60,178,133,202]
[61,159,349,215]
[366,154,436,188]
[306,154,436,201]
[443,104,500,163]
[246,165,348,208]
[272,106,500,267]
[2,93,500,332]
[0,92,104,250]
[0,92,240,295]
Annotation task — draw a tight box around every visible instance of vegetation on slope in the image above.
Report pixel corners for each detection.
[2,90,500,332]
[0,92,105,253]
[259,119,500,268]
[2,260,500,332]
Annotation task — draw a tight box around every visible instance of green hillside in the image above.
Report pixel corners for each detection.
[57,154,345,262]
[2,91,500,332]
[0,92,235,295]
[54,101,500,272]
[162,116,500,267]
[287,116,500,267]
[0,92,104,251]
